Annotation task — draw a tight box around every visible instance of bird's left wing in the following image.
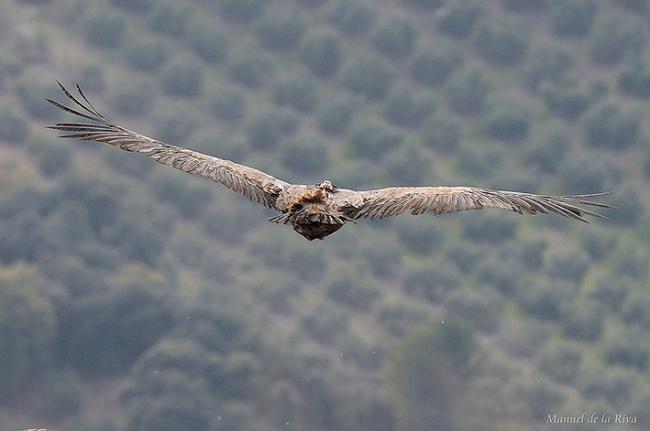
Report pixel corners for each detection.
[344,186,612,222]
[47,83,290,210]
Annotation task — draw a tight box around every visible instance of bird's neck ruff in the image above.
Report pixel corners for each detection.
[300,188,327,204]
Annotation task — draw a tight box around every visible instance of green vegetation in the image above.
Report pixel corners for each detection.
[0,1,647,430]
[301,31,341,78]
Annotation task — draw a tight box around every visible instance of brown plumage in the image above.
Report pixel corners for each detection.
[47,83,613,241]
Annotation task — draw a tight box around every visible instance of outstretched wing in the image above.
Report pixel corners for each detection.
[47,82,290,210]
[345,186,612,222]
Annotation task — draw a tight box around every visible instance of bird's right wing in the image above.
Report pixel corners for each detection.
[47,83,290,210]
[345,186,613,222]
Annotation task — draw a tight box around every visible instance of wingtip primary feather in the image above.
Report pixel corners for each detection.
[47,81,111,125]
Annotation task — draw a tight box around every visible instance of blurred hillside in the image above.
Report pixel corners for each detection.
[0,0,649,430]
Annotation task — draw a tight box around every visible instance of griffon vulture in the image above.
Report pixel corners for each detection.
[47,83,612,240]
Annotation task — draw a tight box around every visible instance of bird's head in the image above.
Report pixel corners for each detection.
[317,180,337,193]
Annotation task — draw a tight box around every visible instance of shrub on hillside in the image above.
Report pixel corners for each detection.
[377,301,429,337]
[580,230,617,261]
[341,54,395,99]
[410,46,461,87]
[589,276,633,312]
[550,0,596,38]
[272,74,319,113]
[558,155,621,194]
[0,106,29,144]
[483,102,530,142]
[618,60,650,98]
[372,17,417,61]
[328,1,376,37]
[169,228,212,269]
[524,45,572,92]
[445,288,503,333]
[617,0,648,11]
[325,266,380,310]
[251,273,300,313]
[160,57,203,98]
[217,0,266,24]
[0,59,24,84]
[402,261,461,302]
[384,141,432,185]
[150,2,192,38]
[474,18,528,66]
[605,333,649,369]
[228,55,274,89]
[17,81,61,121]
[621,290,650,330]
[584,103,641,150]
[40,369,82,420]
[125,391,218,431]
[395,217,445,255]
[103,147,153,179]
[125,39,170,72]
[577,367,637,407]
[281,135,329,176]
[256,11,306,51]
[562,303,604,342]
[471,257,523,295]
[446,67,491,115]
[501,0,547,12]
[545,251,589,282]
[383,88,435,128]
[109,79,156,117]
[58,277,175,374]
[209,89,246,122]
[402,0,443,9]
[462,213,517,243]
[387,321,479,429]
[280,242,327,281]
[420,115,462,153]
[152,104,197,144]
[517,280,574,321]
[16,0,53,4]
[30,137,73,177]
[189,19,229,64]
[590,14,645,66]
[15,32,51,65]
[437,0,483,38]
[82,9,126,49]
[301,304,349,344]
[541,83,590,120]
[503,239,546,270]
[362,238,401,277]
[111,0,152,12]
[301,31,341,78]
[246,109,298,150]
[201,202,259,244]
[296,0,330,7]
[523,123,570,173]
[606,185,643,225]
[148,170,212,218]
[614,240,650,282]
[538,342,582,383]
[0,266,55,398]
[499,320,553,359]
[317,96,356,135]
[347,119,402,160]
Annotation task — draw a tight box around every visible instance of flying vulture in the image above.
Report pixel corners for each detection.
[47,83,612,240]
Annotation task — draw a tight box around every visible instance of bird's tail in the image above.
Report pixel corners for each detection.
[269,211,355,225]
